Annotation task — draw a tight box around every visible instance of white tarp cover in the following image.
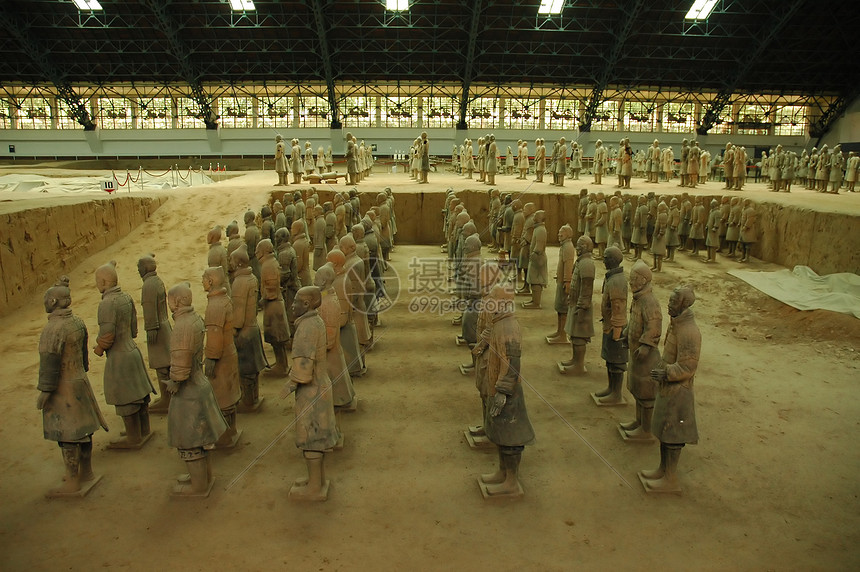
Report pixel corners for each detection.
[728,266,860,319]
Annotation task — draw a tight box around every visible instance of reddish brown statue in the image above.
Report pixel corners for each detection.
[165,282,228,497]
[203,266,242,449]
[230,245,267,412]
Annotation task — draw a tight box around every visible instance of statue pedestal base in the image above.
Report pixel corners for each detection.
[464,430,494,450]
[618,425,655,443]
[590,392,627,407]
[171,477,216,499]
[478,478,523,500]
[107,431,154,451]
[289,480,330,502]
[638,472,682,495]
[46,474,103,499]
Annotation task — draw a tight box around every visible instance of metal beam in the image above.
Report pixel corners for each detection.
[580,0,646,132]
[697,0,806,135]
[809,88,859,143]
[141,0,218,129]
[0,4,96,130]
[307,0,340,128]
[457,0,484,130]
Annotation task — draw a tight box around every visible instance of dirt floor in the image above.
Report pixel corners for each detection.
[0,167,858,570]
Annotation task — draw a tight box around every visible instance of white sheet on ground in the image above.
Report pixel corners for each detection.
[728,266,860,319]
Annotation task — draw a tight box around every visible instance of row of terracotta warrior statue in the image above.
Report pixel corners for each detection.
[441,188,704,496]
[36,187,397,501]
[451,137,858,194]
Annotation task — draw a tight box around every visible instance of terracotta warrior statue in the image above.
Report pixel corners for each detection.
[650,203,668,272]
[619,260,662,442]
[257,238,291,375]
[340,233,370,375]
[138,253,172,414]
[94,261,155,449]
[230,244,266,412]
[165,282,228,497]
[202,266,242,449]
[207,226,231,296]
[314,262,356,448]
[639,285,701,494]
[630,195,648,260]
[533,137,546,183]
[280,286,340,501]
[704,199,720,263]
[477,284,535,499]
[243,210,262,285]
[738,198,757,263]
[592,246,628,406]
[312,204,328,272]
[329,247,365,380]
[274,135,288,186]
[290,138,302,184]
[522,210,548,309]
[559,236,595,375]
[486,134,498,185]
[37,277,108,497]
[547,224,576,344]
[593,140,606,185]
[291,220,311,288]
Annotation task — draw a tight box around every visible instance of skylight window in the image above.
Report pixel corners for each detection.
[538,0,564,15]
[71,0,103,10]
[386,0,409,10]
[229,0,256,11]
[685,0,719,20]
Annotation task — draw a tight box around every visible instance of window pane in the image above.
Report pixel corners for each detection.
[138,98,172,129]
[97,98,132,129]
[737,104,769,135]
[591,100,618,131]
[299,96,329,128]
[17,97,52,129]
[424,96,457,128]
[219,96,253,128]
[468,97,498,129]
[545,98,579,130]
[506,97,540,129]
[381,96,415,128]
[343,96,373,128]
[259,96,292,128]
[662,102,695,133]
[176,97,207,128]
[774,105,807,136]
[0,100,10,129]
[622,101,657,132]
[57,99,86,130]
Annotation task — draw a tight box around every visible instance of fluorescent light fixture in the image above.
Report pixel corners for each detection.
[386,0,409,10]
[71,0,103,10]
[229,0,256,11]
[685,0,718,20]
[538,0,564,15]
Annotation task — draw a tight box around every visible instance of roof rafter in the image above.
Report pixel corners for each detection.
[140,0,217,129]
[580,0,647,132]
[697,0,806,135]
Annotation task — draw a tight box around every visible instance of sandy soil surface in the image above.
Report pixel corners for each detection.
[0,167,858,570]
